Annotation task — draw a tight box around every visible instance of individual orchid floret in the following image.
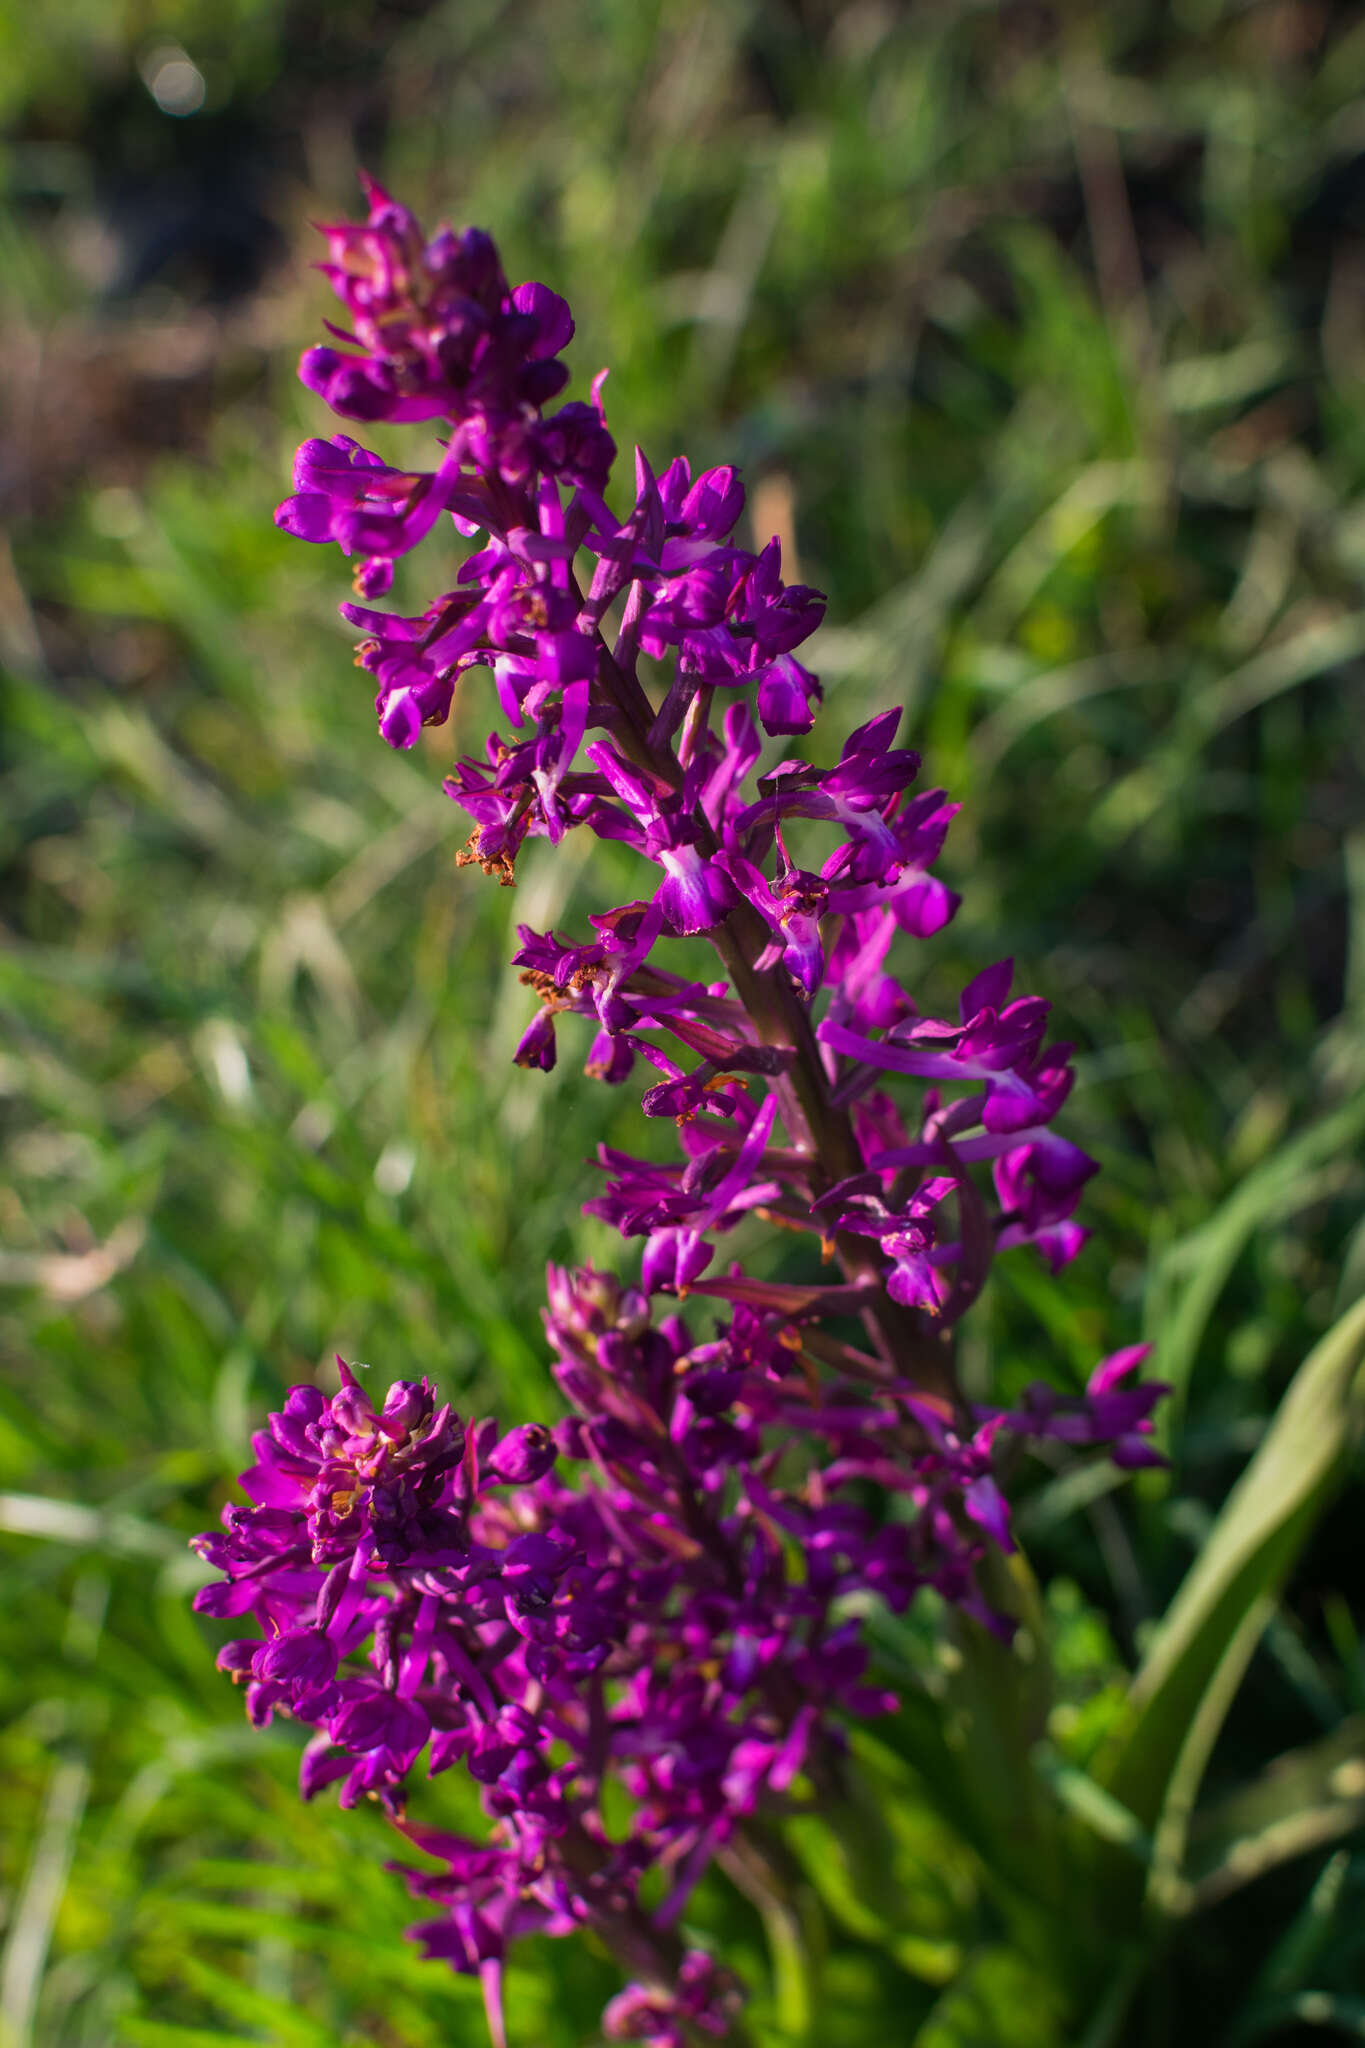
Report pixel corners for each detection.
[825,787,962,936]
[301,176,581,454]
[276,435,471,575]
[603,1951,742,2045]
[719,848,828,995]
[647,814,740,934]
[754,651,823,735]
[998,1345,1169,1470]
[230,1360,466,1567]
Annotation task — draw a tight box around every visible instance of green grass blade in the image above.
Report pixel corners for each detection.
[1239,1993,1365,2043]
[1178,1724,1365,1912]
[1229,1850,1352,2044]
[1144,1092,1365,1446]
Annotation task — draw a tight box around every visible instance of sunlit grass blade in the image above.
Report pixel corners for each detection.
[1177,1720,1365,1912]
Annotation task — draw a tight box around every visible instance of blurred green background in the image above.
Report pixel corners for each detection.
[2,2,1364,2043]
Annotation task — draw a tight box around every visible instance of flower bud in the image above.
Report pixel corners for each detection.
[486,1423,557,1485]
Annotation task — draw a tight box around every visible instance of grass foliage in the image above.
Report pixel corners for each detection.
[2,3,1364,2042]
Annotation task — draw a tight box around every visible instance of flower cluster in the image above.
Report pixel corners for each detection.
[196,179,1166,2045]
[196,1321,1157,2043]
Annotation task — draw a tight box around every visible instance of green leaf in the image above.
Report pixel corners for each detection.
[1229,1852,1353,2043]
[1031,1748,1152,1865]
[1101,1295,1365,1910]
[727,1850,822,2042]
[937,1551,1063,1910]
[785,1745,974,1985]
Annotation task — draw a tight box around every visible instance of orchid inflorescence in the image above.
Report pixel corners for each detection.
[193,176,1164,2047]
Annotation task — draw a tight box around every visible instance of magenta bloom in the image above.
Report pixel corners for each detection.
[198,176,1166,2045]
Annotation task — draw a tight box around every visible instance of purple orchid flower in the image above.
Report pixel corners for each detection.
[203,177,1166,2047]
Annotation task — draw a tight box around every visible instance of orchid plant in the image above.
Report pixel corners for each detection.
[191,177,1170,2047]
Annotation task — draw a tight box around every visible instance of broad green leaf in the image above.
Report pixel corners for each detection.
[1101,1295,1365,1908]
